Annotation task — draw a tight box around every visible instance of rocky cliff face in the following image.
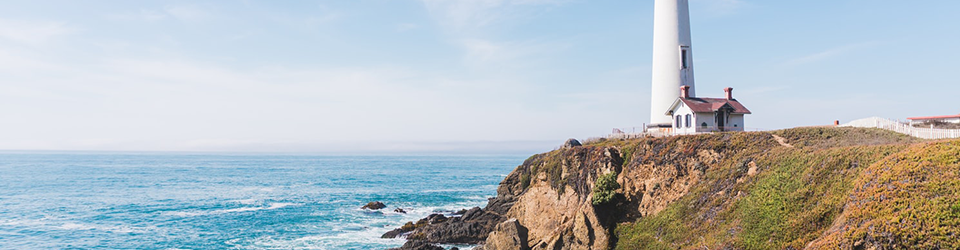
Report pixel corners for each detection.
[479,132,779,249]
[391,127,959,249]
[495,146,622,250]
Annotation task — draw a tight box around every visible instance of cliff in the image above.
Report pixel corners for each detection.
[391,127,960,249]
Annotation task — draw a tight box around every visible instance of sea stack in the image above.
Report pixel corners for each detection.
[649,0,696,128]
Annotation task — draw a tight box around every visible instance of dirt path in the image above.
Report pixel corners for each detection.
[771,134,795,148]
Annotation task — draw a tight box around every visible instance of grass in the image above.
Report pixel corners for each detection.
[612,127,936,249]
[811,139,960,248]
[509,127,952,249]
[732,145,904,249]
[772,127,920,150]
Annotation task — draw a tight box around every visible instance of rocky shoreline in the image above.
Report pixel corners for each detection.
[382,169,526,250]
[384,138,609,250]
[359,198,510,249]
[383,203,512,249]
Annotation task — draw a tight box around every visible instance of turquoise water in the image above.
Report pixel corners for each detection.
[0,153,524,249]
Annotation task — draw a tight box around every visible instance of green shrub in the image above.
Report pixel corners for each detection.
[520,172,531,190]
[592,172,620,206]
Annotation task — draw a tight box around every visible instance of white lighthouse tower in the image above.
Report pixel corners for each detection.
[649,0,696,127]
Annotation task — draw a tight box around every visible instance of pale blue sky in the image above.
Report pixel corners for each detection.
[1,0,958,153]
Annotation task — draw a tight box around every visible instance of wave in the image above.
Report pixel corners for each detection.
[56,222,142,233]
[420,188,488,193]
[165,202,300,217]
[249,226,405,250]
[1,219,151,234]
[439,244,478,250]
[230,199,261,205]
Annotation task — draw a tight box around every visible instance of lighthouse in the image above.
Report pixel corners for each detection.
[649,0,696,128]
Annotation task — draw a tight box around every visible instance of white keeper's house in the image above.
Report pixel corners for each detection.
[665,86,751,134]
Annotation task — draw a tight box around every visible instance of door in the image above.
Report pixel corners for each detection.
[716,111,725,131]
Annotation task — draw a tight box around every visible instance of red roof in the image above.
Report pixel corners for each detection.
[677,97,752,114]
[907,114,960,120]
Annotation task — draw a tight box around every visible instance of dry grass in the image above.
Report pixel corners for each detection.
[611,127,948,249]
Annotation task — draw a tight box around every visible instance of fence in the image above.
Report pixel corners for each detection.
[840,117,960,139]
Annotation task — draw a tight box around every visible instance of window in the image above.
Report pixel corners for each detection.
[676,115,681,128]
[701,122,708,129]
[685,114,691,128]
[681,49,688,69]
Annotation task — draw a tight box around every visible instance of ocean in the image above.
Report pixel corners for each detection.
[0,153,525,249]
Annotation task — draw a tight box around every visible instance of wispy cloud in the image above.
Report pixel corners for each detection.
[460,38,512,64]
[257,4,341,31]
[419,0,568,32]
[303,5,342,26]
[781,41,882,67]
[107,4,214,23]
[164,4,211,22]
[418,0,573,70]
[458,38,569,69]
[105,9,168,22]
[0,18,76,45]
[104,4,211,23]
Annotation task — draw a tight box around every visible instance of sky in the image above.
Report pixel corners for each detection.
[1,0,959,154]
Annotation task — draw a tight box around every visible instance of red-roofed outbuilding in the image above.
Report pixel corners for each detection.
[665,86,751,134]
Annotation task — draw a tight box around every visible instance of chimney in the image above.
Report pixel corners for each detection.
[724,87,733,100]
[680,85,691,99]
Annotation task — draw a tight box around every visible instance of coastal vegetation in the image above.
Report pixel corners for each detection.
[592,172,620,205]
[609,127,960,249]
[389,127,959,249]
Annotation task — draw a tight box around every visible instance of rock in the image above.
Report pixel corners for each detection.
[390,207,505,244]
[427,214,448,224]
[482,219,530,250]
[382,213,453,239]
[387,240,445,250]
[395,208,407,214]
[362,201,386,210]
[460,207,483,220]
[409,219,494,244]
[382,221,416,238]
[562,138,582,149]
[382,228,405,239]
[495,146,624,250]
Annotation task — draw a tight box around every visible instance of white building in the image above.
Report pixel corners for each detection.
[907,114,960,125]
[665,86,751,134]
[649,0,696,128]
[645,0,753,134]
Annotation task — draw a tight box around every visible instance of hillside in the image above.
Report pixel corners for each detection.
[390,127,960,249]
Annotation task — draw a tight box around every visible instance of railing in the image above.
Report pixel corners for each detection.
[840,117,960,139]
